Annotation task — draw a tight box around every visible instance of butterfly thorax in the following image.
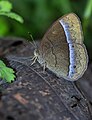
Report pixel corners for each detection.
[34,49,46,66]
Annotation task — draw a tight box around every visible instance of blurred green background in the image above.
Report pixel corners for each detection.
[0,0,92,61]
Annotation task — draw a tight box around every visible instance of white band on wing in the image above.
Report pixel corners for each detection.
[59,19,76,78]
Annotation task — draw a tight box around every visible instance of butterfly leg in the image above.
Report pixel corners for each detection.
[31,55,38,65]
[30,55,36,60]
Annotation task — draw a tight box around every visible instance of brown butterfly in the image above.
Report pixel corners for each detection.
[33,13,88,81]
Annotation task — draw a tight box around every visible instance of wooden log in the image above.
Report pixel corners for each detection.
[0,37,92,120]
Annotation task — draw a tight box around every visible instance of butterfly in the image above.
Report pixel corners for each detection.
[33,13,88,81]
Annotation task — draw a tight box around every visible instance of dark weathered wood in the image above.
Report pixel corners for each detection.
[0,37,92,120]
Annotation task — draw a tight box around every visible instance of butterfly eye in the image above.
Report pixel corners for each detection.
[72,45,74,48]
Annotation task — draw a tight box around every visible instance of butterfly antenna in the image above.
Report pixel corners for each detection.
[28,32,37,49]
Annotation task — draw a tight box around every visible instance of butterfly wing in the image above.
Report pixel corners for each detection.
[66,43,88,81]
[37,13,88,81]
[59,13,83,44]
[38,19,70,77]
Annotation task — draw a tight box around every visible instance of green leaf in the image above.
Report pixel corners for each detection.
[0,60,16,83]
[0,0,12,12]
[0,11,24,23]
[0,60,6,67]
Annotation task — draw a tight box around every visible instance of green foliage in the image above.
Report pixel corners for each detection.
[0,0,23,23]
[0,0,92,59]
[0,0,24,83]
[84,0,92,19]
[0,0,12,12]
[0,18,8,35]
[7,0,90,40]
[0,60,15,83]
[0,11,23,23]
